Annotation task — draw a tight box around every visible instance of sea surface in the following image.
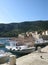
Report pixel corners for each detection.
[0,38,9,50]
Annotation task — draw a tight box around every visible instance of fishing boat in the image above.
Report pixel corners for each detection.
[5,41,35,55]
[34,38,48,49]
[0,43,5,47]
[10,46,35,55]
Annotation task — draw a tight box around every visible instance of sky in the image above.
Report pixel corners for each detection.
[0,0,48,23]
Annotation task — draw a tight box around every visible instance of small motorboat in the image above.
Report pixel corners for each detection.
[5,40,35,55]
[10,46,35,55]
[6,44,35,55]
[34,38,48,49]
[0,43,5,47]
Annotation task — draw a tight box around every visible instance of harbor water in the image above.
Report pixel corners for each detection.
[0,38,9,51]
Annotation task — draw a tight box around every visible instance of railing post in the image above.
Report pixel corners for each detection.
[9,55,16,65]
[37,46,41,53]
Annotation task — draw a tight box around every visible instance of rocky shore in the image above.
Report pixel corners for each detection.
[1,46,48,65]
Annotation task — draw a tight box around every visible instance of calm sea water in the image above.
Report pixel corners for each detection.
[0,38,10,51]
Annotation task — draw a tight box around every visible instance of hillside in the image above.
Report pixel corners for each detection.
[0,20,48,37]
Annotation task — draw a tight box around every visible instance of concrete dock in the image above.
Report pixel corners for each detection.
[16,52,48,65]
[1,46,48,65]
[1,52,48,65]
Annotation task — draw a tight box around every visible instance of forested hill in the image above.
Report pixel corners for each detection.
[0,21,48,37]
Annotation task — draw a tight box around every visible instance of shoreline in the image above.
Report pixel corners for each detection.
[1,51,48,65]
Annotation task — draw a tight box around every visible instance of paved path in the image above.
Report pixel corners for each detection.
[1,52,48,65]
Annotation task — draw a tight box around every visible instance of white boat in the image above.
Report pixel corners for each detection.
[0,50,9,64]
[34,38,48,49]
[10,46,35,55]
[35,38,48,44]
[35,38,44,44]
[5,41,35,55]
[0,43,5,47]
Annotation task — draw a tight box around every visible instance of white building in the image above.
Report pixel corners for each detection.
[42,30,48,35]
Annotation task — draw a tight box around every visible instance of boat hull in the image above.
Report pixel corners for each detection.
[9,47,35,55]
[34,42,48,50]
